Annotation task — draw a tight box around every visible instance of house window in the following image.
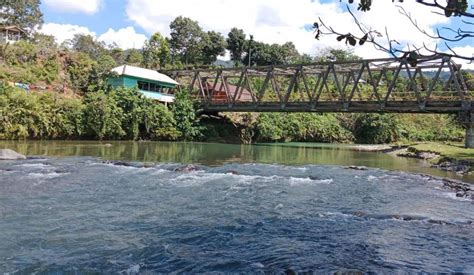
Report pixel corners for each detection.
[138,81,149,91]
[138,80,164,92]
[150,83,157,92]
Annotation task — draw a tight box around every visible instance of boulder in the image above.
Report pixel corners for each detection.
[173,164,200,173]
[0,149,26,160]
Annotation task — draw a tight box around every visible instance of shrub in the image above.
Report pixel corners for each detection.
[353,114,399,144]
[172,90,202,140]
[83,90,125,139]
[143,102,180,140]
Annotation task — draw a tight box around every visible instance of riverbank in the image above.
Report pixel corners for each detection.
[350,143,474,176]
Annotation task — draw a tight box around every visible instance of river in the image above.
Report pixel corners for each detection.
[0,141,473,273]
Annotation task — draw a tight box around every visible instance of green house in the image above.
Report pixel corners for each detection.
[108,65,179,103]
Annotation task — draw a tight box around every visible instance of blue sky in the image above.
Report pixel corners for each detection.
[39,0,473,67]
[41,0,130,35]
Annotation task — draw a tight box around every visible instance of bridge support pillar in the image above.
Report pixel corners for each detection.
[460,112,474,148]
[466,126,474,149]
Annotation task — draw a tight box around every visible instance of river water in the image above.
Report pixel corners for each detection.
[0,141,473,273]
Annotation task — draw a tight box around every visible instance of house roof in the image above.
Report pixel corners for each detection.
[111,65,179,86]
[0,25,26,34]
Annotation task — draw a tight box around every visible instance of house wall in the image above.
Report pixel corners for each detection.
[108,75,176,89]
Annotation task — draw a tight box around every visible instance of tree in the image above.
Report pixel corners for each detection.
[67,52,95,93]
[110,48,126,65]
[87,54,117,92]
[242,41,303,66]
[353,114,400,144]
[273,42,300,64]
[142,32,171,69]
[243,41,270,66]
[143,102,180,140]
[315,0,474,61]
[226,28,246,62]
[0,0,43,32]
[169,16,205,65]
[125,49,143,65]
[297,53,314,64]
[68,34,106,59]
[172,90,201,140]
[111,87,145,140]
[316,48,360,62]
[201,31,227,64]
[83,90,125,139]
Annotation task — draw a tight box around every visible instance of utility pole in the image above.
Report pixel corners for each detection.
[248,35,253,67]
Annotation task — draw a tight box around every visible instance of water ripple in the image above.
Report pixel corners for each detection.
[0,158,473,273]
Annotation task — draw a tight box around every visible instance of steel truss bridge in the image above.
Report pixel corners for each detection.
[166,55,471,114]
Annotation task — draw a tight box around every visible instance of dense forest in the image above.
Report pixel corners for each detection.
[0,1,472,144]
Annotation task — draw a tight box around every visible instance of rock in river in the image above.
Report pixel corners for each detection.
[0,149,26,160]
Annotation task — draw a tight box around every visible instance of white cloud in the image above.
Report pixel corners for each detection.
[39,23,96,44]
[98,27,148,49]
[449,46,474,70]
[125,0,453,59]
[43,0,103,15]
[40,23,149,50]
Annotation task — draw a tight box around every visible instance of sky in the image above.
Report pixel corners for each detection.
[39,0,474,68]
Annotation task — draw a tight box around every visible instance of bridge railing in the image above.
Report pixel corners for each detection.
[165,55,470,113]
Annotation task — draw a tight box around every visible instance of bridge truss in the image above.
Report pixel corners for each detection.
[166,55,470,114]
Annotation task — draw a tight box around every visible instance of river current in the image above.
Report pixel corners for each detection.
[0,141,473,273]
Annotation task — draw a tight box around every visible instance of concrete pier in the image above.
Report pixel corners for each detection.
[466,124,474,148]
[460,112,474,148]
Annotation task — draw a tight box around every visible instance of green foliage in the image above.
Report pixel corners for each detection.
[0,85,187,141]
[142,32,171,69]
[201,31,227,64]
[51,96,85,138]
[143,102,180,140]
[67,52,95,93]
[226,28,246,62]
[68,34,106,59]
[125,49,144,65]
[172,90,201,140]
[397,114,464,142]
[316,49,360,62]
[83,90,125,140]
[0,84,84,139]
[255,113,286,141]
[462,70,474,91]
[110,87,145,140]
[169,16,205,65]
[243,41,302,66]
[353,114,399,144]
[0,0,43,31]
[255,113,353,143]
[4,40,37,65]
[110,48,126,65]
[32,54,59,84]
[87,54,117,92]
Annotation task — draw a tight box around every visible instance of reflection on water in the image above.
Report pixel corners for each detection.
[0,140,471,182]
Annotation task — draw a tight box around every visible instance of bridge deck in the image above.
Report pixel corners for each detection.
[200,101,470,113]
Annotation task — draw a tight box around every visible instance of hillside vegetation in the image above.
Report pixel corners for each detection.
[0,16,472,144]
